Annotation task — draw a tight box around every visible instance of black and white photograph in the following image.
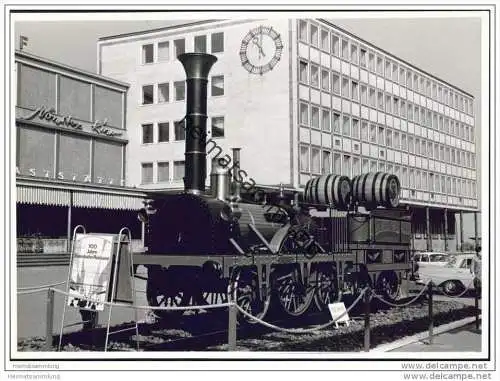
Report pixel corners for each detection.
[1,1,498,379]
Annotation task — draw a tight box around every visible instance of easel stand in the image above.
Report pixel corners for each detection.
[57,226,139,352]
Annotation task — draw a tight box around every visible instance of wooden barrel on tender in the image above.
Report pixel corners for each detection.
[304,175,352,210]
[351,172,401,209]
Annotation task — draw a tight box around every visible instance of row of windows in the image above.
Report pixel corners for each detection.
[299,106,476,167]
[141,32,224,64]
[298,20,474,116]
[298,146,478,198]
[141,116,225,144]
[298,63,474,141]
[141,161,185,184]
[141,75,224,105]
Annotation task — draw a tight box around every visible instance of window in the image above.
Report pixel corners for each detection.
[378,126,384,145]
[402,167,408,187]
[332,73,340,94]
[311,147,320,173]
[408,104,413,121]
[173,39,185,57]
[142,85,154,104]
[343,155,351,177]
[370,160,377,173]
[299,20,307,41]
[174,81,185,101]
[300,103,309,125]
[342,78,349,97]
[211,32,224,53]
[311,106,320,129]
[211,75,224,96]
[343,116,350,136]
[399,68,405,86]
[438,86,442,102]
[352,119,360,139]
[432,84,437,99]
[409,169,415,188]
[370,124,377,143]
[331,35,340,56]
[385,94,392,114]
[451,149,456,164]
[395,165,401,180]
[142,44,154,64]
[157,162,170,182]
[310,65,319,87]
[351,81,359,101]
[387,164,393,174]
[299,61,308,83]
[321,70,329,91]
[426,80,431,97]
[386,130,392,147]
[322,150,331,174]
[341,39,348,60]
[360,48,367,67]
[300,145,310,171]
[334,153,341,174]
[408,136,414,153]
[376,56,383,75]
[321,29,329,51]
[361,121,368,140]
[332,112,341,133]
[378,161,385,172]
[158,82,169,103]
[353,157,361,175]
[394,132,400,149]
[440,145,445,162]
[322,109,330,131]
[414,74,419,92]
[415,138,420,155]
[406,70,412,89]
[392,63,398,82]
[158,41,169,61]
[400,100,406,118]
[368,52,375,71]
[173,161,185,180]
[310,24,318,46]
[194,35,207,53]
[174,120,186,141]
[393,97,399,116]
[141,163,153,184]
[158,122,169,142]
[369,88,375,107]
[351,44,358,64]
[414,106,419,123]
[377,91,384,110]
[211,116,224,138]
[142,123,154,144]
[360,85,367,105]
[416,171,421,189]
[433,113,438,130]
[434,144,439,160]
[362,158,369,173]
[421,140,426,156]
[385,60,391,78]
[401,134,407,151]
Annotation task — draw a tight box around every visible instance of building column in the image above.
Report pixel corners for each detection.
[444,209,448,252]
[474,211,479,248]
[426,207,432,251]
[66,191,73,252]
[460,210,464,252]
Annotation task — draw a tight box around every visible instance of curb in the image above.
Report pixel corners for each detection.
[370,315,481,352]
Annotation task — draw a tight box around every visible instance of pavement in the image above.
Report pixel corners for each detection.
[393,322,482,352]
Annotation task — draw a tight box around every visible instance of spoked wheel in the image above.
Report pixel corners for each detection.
[229,267,271,324]
[312,264,340,311]
[275,266,314,317]
[146,284,187,320]
[441,280,464,297]
[376,271,400,302]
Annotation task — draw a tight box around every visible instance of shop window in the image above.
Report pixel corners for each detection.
[158,122,169,143]
[142,85,154,104]
[157,162,170,182]
[142,44,154,64]
[211,75,224,96]
[59,75,91,121]
[211,116,225,138]
[142,123,154,144]
[94,86,123,128]
[174,39,185,57]
[93,140,122,185]
[194,35,207,53]
[158,82,169,103]
[141,163,153,184]
[158,41,170,61]
[174,81,185,101]
[211,32,224,53]
[173,161,185,180]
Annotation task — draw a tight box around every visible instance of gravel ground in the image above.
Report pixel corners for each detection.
[17,299,478,352]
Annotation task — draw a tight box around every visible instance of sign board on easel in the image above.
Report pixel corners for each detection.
[328,302,350,328]
[68,234,115,311]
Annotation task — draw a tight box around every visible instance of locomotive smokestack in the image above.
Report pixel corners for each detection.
[178,53,218,195]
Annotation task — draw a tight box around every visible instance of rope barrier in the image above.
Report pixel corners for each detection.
[233,288,368,334]
[434,280,476,298]
[372,281,431,307]
[17,281,66,291]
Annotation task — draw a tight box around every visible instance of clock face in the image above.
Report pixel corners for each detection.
[240,25,283,75]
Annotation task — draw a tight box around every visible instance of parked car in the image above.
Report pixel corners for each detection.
[416,253,476,296]
[411,252,450,280]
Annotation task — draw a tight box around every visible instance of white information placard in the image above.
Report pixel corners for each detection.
[328,302,350,328]
[68,234,115,311]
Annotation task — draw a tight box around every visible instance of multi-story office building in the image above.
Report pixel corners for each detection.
[98,19,479,251]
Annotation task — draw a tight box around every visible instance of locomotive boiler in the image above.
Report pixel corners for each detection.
[133,52,412,323]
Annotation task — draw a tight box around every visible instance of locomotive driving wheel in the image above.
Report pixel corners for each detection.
[146,266,188,320]
[275,266,314,317]
[311,264,340,311]
[229,267,271,324]
[376,271,400,302]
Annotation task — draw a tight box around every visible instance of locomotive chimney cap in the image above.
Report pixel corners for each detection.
[178,53,218,80]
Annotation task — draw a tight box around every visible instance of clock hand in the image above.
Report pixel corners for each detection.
[252,36,266,58]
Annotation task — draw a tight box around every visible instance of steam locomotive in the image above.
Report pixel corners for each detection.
[133,53,412,323]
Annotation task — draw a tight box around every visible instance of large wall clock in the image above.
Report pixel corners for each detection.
[239,25,283,75]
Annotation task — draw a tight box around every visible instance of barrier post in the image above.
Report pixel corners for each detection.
[44,288,55,351]
[364,288,371,352]
[428,281,434,344]
[228,303,237,351]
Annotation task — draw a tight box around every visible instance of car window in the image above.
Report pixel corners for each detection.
[413,254,420,261]
[421,255,429,262]
[430,254,447,262]
[460,258,473,268]
[445,256,457,268]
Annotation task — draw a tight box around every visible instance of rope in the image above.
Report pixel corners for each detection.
[434,280,476,298]
[372,281,430,307]
[17,281,66,291]
[234,288,368,334]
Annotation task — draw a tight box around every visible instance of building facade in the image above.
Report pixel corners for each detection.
[98,19,479,251]
[15,50,145,254]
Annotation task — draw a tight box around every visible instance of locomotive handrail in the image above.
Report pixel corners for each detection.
[372,280,431,307]
[233,287,369,334]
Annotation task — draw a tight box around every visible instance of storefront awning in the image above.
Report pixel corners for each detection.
[16,181,145,210]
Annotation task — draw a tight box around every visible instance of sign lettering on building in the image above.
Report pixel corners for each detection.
[16,166,125,186]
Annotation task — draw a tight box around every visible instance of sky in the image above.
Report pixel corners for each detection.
[11,12,485,240]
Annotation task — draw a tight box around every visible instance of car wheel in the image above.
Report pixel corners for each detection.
[441,280,464,296]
